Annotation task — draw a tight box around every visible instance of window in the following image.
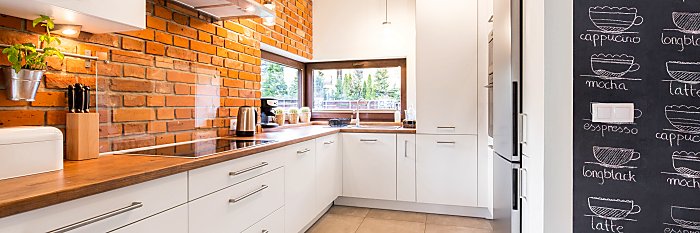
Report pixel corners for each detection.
[306,59,406,121]
[260,51,304,108]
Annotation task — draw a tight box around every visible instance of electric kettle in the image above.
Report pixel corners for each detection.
[236,106,257,136]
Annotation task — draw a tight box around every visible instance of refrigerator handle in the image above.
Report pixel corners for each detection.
[518,113,527,144]
[519,168,528,201]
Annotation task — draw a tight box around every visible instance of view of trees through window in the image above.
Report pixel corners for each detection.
[313,67,401,111]
[260,60,300,108]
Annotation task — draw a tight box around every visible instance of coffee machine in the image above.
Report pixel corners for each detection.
[260,97,279,128]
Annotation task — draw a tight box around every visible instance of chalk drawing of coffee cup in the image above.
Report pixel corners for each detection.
[672,206,700,230]
[672,151,700,179]
[591,54,640,79]
[666,61,700,85]
[592,146,640,167]
[589,6,643,33]
[665,105,700,134]
[673,12,700,34]
[588,197,641,221]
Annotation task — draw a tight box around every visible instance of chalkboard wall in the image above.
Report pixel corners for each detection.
[574,0,700,232]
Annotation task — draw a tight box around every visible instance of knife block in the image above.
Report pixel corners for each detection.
[66,113,99,161]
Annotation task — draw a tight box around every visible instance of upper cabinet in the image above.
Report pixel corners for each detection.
[415,0,478,135]
[0,0,145,33]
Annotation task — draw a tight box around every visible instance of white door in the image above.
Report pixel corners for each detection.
[342,133,397,201]
[284,140,317,233]
[416,135,478,206]
[416,0,478,135]
[315,134,341,212]
[110,205,187,233]
[397,134,416,202]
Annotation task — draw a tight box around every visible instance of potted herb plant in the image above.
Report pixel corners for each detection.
[274,108,285,126]
[2,15,64,101]
[287,107,299,124]
[299,107,311,123]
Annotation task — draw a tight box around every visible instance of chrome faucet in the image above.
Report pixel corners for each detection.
[355,98,364,127]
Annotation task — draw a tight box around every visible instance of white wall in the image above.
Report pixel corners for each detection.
[521,0,573,231]
[313,0,416,107]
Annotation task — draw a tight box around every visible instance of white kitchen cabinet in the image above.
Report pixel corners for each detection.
[315,134,342,213]
[342,133,397,201]
[0,0,145,33]
[110,205,188,233]
[416,135,478,207]
[397,134,416,202]
[0,173,187,233]
[416,0,478,135]
[189,167,285,233]
[284,140,317,233]
[242,207,285,233]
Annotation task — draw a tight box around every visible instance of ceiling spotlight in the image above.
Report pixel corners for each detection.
[382,0,391,26]
[51,24,82,38]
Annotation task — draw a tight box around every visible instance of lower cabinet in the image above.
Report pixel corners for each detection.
[397,134,417,202]
[342,133,397,201]
[416,134,478,206]
[189,167,285,233]
[315,134,342,213]
[111,204,188,233]
[284,140,317,233]
[242,207,285,233]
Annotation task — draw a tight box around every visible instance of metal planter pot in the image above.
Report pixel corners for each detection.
[2,67,44,101]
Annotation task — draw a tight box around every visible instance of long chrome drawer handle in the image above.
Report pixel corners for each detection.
[297,148,311,154]
[324,140,335,145]
[437,126,456,129]
[229,162,269,176]
[47,202,143,233]
[229,185,268,203]
[359,139,378,142]
[262,230,269,233]
[436,141,456,144]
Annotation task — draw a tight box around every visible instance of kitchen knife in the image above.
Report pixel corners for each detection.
[67,84,75,113]
[83,86,90,113]
[74,83,84,113]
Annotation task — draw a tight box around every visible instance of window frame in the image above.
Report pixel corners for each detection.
[304,58,407,122]
[261,51,305,108]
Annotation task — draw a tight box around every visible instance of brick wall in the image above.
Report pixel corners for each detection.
[0,0,312,152]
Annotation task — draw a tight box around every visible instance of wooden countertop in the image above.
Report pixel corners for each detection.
[0,125,415,218]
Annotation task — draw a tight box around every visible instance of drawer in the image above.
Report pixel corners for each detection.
[110,204,188,233]
[189,167,285,233]
[0,173,188,233]
[189,147,285,200]
[242,207,284,233]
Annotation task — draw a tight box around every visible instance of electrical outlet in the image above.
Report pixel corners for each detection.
[230,119,237,131]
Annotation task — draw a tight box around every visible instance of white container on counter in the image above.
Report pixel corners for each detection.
[0,127,63,180]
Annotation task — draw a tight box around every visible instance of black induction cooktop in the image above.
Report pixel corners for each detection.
[117,138,276,158]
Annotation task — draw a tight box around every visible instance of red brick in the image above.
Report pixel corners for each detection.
[167,22,197,39]
[174,83,191,95]
[46,110,67,125]
[154,5,172,20]
[121,37,144,51]
[123,123,147,135]
[166,46,195,61]
[155,57,174,69]
[173,12,189,25]
[155,82,173,94]
[123,65,146,78]
[147,68,166,80]
[166,70,196,83]
[191,19,216,33]
[148,121,167,133]
[215,26,228,37]
[175,108,193,119]
[123,95,146,107]
[0,15,23,29]
[225,39,244,52]
[173,60,190,71]
[112,135,155,151]
[167,120,195,131]
[110,79,153,92]
[173,36,189,48]
[31,92,66,107]
[157,108,175,120]
[120,29,155,40]
[155,31,173,45]
[112,50,154,66]
[223,21,247,34]
[166,96,195,107]
[198,31,212,43]
[156,134,175,145]
[146,42,165,55]
[190,40,216,55]
[0,110,44,126]
[100,124,122,138]
[147,96,165,106]
[113,108,155,122]
[146,15,167,31]
[96,62,123,77]
[78,33,119,47]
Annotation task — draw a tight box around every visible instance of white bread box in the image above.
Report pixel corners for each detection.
[0,127,63,180]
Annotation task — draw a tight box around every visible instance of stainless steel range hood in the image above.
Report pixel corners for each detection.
[172,0,275,21]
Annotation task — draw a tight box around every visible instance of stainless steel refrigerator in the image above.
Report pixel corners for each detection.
[492,0,523,231]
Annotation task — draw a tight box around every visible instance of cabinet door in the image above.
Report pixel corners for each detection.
[242,207,284,233]
[110,205,187,233]
[315,134,341,212]
[416,0,478,135]
[342,133,397,201]
[397,134,416,202]
[416,135,478,206]
[284,140,317,233]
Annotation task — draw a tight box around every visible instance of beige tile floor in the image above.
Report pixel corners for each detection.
[306,206,493,233]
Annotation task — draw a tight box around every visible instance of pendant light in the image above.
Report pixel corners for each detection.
[382,0,391,25]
